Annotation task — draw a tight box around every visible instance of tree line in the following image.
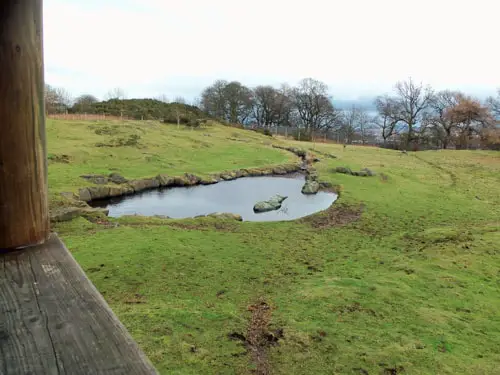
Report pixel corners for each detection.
[200,77,500,150]
[45,77,500,150]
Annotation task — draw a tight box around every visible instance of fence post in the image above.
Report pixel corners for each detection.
[0,0,49,249]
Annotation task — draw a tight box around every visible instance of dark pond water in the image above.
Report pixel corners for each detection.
[91,175,337,222]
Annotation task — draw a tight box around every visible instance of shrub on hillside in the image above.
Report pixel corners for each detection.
[94,125,121,136]
[292,129,313,142]
[95,134,141,148]
[251,127,273,137]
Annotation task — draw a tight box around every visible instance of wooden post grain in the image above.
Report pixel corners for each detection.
[0,1,49,249]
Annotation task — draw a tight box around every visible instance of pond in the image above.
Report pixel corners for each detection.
[91,175,337,222]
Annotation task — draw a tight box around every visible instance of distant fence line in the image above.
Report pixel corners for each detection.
[47,113,134,121]
[250,125,382,145]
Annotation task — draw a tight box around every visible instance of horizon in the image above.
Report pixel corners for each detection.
[44,0,499,102]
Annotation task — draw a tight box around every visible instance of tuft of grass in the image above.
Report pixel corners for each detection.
[51,120,500,374]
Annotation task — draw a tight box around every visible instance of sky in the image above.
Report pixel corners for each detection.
[44,0,500,102]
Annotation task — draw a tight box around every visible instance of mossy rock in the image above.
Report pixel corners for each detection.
[301,180,320,195]
[235,169,249,178]
[200,176,220,185]
[272,166,289,175]
[109,173,128,184]
[88,186,111,200]
[246,168,264,176]
[50,207,109,222]
[220,172,237,181]
[306,169,318,181]
[253,194,288,213]
[361,168,376,176]
[335,166,353,175]
[129,178,160,192]
[109,186,133,197]
[157,174,176,186]
[80,174,109,185]
[352,170,369,177]
[78,188,92,201]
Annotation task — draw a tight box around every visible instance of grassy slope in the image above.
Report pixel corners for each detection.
[51,120,500,374]
[47,119,294,196]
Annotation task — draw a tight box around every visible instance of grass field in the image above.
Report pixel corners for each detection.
[50,119,500,374]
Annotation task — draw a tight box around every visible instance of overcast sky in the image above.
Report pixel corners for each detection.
[44,0,499,101]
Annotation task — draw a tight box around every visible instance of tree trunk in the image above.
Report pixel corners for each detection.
[0,0,49,249]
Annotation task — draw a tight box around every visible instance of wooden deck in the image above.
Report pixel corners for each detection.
[0,234,158,375]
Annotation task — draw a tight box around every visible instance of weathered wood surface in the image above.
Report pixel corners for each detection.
[0,0,50,249]
[0,234,158,374]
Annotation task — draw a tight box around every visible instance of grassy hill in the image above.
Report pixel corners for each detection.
[72,98,213,123]
[49,118,500,374]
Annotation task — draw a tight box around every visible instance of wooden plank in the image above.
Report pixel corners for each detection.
[0,0,49,249]
[0,234,158,374]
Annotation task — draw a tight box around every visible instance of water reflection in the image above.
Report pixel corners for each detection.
[91,175,337,222]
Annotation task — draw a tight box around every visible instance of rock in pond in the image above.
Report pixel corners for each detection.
[253,194,288,213]
[301,180,320,195]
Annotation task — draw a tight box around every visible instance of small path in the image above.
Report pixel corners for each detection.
[412,153,458,186]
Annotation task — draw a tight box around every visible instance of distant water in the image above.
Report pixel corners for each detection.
[91,175,337,222]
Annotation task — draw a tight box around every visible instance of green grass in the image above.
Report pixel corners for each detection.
[47,119,293,195]
[51,120,500,374]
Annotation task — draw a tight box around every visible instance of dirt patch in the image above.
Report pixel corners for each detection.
[332,302,377,317]
[228,300,283,375]
[382,365,405,374]
[300,203,364,229]
[48,153,71,163]
[124,293,147,304]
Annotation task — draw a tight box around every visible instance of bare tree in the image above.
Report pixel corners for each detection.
[357,109,375,144]
[45,84,73,114]
[393,78,433,146]
[337,106,373,144]
[173,96,186,104]
[338,106,359,144]
[105,87,126,100]
[426,90,462,148]
[292,78,338,135]
[252,85,279,127]
[156,94,169,103]
[486,89,500,117]
[224,81,253,124]
[201,80,253,124]
[201,80,230,120]
[274,84,294,128]
[374,95,402,145]
[191,96,202,108]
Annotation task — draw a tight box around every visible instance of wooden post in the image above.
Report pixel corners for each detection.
[0,1,49,249]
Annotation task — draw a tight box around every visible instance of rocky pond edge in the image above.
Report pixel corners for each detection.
[51,145,338,223]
